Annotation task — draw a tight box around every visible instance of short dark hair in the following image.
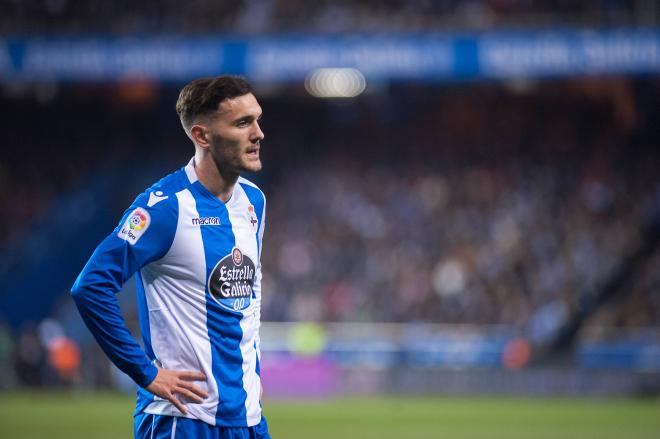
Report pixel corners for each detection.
[176,76,252,130]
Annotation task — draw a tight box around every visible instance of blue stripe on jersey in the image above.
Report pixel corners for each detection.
[135,386,155,415]
[192,182,248,425]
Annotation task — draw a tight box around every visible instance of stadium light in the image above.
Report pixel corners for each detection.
[304,68,366,98]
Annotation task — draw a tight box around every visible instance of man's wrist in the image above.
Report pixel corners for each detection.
[136,361,159,388]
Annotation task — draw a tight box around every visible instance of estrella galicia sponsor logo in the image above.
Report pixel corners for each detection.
[208,247,254,311]
[192,217,221,226]
[117,207,150,245]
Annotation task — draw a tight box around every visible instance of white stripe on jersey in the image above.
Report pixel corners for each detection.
[184,158,198,183]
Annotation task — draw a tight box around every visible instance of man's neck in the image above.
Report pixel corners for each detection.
[193,152,238,203]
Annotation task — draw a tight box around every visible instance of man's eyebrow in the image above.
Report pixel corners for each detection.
[232,112,263,123]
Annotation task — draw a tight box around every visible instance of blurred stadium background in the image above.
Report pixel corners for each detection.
[1,1,660,437]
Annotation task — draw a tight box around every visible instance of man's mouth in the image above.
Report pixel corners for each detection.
[246,146,260,157]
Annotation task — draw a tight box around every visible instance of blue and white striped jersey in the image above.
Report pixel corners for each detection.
[71,158,266,427]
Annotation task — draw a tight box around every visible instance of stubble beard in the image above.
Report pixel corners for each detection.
[209,136,261,182]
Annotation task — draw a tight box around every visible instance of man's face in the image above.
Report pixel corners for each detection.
[205,93,264,175]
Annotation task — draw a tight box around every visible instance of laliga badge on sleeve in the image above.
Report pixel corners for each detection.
[118,207,151,245]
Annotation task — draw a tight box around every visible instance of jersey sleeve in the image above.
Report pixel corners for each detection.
[70,190,177,388]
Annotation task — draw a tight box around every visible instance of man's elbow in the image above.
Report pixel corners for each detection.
[70,276,90,303]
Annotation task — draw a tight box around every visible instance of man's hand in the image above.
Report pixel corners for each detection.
[146,366,208,414]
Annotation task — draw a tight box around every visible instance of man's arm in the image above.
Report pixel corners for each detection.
[71,231,159,387]
[71,192,207,412]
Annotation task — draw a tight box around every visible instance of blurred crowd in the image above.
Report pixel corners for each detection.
[1,77,659,389]
[0,83,182,276]
[0,319,82,389]
[264,151,659,326]
[260,80,660,334]
[2,0,656,34]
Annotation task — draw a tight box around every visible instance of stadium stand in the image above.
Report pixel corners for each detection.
[2,0,657,33]
[1,1,659,397]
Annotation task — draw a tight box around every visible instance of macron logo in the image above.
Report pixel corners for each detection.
[147,191,168,207]
[192,217,221,226]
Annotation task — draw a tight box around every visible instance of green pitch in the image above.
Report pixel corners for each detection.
[0,392,658,438]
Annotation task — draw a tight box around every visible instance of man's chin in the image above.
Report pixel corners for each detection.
[242,160,262,173]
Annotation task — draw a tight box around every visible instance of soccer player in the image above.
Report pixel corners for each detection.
[71,76,270,438]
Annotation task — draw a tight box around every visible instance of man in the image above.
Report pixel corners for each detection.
[71,76,270,438]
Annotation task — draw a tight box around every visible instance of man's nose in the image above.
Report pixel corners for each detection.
[251,122,264,142]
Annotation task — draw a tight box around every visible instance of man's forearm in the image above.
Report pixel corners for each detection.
[71,284,157,387]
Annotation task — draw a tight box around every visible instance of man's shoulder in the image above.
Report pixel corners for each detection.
[148,166,193,197]
[131,166,192,212]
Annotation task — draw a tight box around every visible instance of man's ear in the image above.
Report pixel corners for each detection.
[190,125,209,148]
